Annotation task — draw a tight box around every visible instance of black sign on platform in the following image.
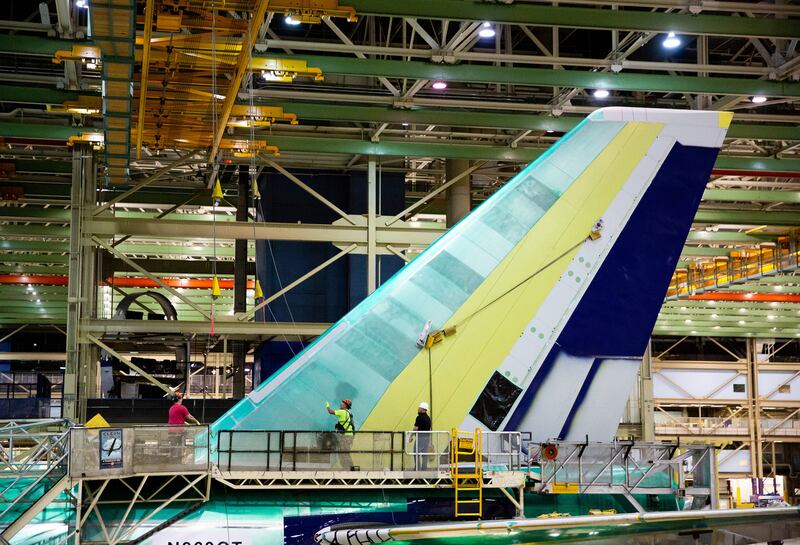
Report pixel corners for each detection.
[99,428,123,469]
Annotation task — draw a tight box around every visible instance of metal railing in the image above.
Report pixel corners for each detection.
[217,430,407,472]
[216,429,524,474]
[69,425,210,478]
[528,441,717,509]
[667,241,800,300]
[0,419,72,530]
[0,419,71,475]
[404,431,450,471]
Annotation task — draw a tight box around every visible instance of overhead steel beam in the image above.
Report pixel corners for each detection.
[703,189,800,204]
[339,0,800,39]
[261,134,800,173]
[251,100,800,141]
[322,16,400,96]
[83,319,330,338]
[693,209,800,226]
[257,38,773,76]
[255,53,800,98]
[0,34,83,56]
[0,84,82,105]
[208,0,269,164]
[89,216,440,246]
[0,121,99,141]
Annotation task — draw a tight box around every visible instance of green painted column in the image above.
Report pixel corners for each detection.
[64,144,98,422]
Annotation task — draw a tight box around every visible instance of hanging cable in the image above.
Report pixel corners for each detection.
[245,19,304,353]
[208,0,220,340]
[451,233,594,331]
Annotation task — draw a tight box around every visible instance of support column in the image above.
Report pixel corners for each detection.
[445,159,471,228]
[367,157,377,294]
[745,338,762,478]
[751,338,764,478]
[64,144,97,422]
[233,166,249,398]
[640,341,655,441]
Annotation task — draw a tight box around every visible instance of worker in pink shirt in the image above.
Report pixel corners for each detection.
[168,392,200,426]
[167,392,199,463]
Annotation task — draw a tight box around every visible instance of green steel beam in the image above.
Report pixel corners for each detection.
[259,53,800,98]
[0,83,797,140]
[0,208,237,223]
[0,85,81,106]
[15,160,72,174]
[266,134,539,161]
[0,265,69,274]
[726,124,800,141]
[694,209,800,226]
[679,247,736,257]
[714,156,800,173]
[1,119,800,172]
[0,240,253,258]
[340,0,800,39]
[0,254,68,264]
[0,225,70,238]
[0,122,99,141]
[263,134,800,172]
[266,101,581,132]
[256,100,800,141]
[0,35,86,56]
[703,189,800,204]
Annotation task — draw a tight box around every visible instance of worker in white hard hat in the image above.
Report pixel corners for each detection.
[411,402,432,470]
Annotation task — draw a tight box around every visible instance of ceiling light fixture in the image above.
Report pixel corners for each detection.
[662,31,681,49]
[284,14,301,25]
[76,0,89,8]
[751,95,767,104]
[478,22,496,39]
[432,81,448,90]
[593,88,610,99]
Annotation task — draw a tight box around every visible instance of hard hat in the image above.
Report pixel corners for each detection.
[342,399,352,408]
[419,402,429,411]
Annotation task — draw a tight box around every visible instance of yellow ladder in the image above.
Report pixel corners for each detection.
[450,428,482,518]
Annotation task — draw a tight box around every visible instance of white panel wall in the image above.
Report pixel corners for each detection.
[653,369,747,400]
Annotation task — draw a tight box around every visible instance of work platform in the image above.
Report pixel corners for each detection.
[0,420,719,545]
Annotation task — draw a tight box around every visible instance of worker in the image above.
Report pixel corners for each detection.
[167,393,199,464]
[168,393,200,426]
[411,402,432,470]
[325,399,354,470]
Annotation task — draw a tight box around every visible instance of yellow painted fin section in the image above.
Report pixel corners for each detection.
[362,121,664,432]
[718,111,734,129]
